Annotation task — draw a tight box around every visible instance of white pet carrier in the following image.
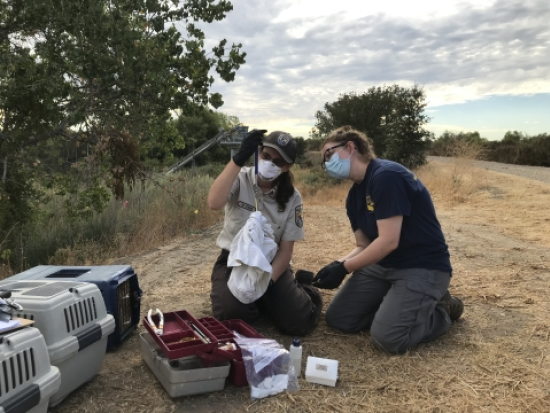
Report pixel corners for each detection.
[0,280,115,406]
[0,327,61,413]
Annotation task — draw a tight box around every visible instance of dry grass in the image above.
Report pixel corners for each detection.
[40,158,550,413]
[454,171,550,248]
[416,158,488,206]
[254,158,550,413]
[422,159,550,249]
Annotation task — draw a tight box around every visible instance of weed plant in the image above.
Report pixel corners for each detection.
[416,159,486,205]
[10,165,224,272]
[293,165,345,197]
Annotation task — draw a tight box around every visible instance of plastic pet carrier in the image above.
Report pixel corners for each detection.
[0,280,115,406]
[0,327,61,413]
[5,265,142,349]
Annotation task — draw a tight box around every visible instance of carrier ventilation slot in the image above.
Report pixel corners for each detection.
[0,348,36,397]
[63,297,98,333]
[14,313,34,321]
[46,268,90,278]
[117,278,133,335]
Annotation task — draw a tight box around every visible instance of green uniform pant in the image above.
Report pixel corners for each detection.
[210,249,322,336]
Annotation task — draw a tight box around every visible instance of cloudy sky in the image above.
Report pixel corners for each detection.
[196,0,549,140]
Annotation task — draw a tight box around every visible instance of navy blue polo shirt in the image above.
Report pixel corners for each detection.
[346,159,452,272]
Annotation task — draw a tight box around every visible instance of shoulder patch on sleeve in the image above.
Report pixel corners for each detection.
[366,195,375,212]
[295,204,304,228]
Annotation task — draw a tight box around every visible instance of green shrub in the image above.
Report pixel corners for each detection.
[294,165,345,196]
[14,170,223,269]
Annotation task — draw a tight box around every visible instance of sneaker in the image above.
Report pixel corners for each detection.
[439,291,464,321]
[295,270,314,285]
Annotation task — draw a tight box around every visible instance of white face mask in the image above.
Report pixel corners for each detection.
[258,159,282,181]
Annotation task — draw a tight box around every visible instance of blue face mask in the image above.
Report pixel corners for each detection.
[325,147,353,179]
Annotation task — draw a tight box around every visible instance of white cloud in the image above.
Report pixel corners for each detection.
[195,0,550,137]
[274,0,498,22]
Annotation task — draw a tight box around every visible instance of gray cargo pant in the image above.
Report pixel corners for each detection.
[325,264,451,354]
[210,250,322,336]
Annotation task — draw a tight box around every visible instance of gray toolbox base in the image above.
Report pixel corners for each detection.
[139,333,230,397]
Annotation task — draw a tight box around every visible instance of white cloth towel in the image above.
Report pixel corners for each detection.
[227,211,278,304]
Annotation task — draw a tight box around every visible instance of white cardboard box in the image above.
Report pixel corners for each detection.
[305,356,338,387]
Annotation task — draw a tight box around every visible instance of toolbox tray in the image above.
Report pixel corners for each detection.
[143,310,218,360]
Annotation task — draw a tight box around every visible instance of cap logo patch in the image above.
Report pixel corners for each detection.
[277,134,289,146]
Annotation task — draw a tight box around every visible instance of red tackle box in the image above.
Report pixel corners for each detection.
[143,311,264,386]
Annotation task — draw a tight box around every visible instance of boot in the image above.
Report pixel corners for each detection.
[438,290,464,321]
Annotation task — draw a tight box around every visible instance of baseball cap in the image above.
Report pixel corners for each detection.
[262,131,297,164]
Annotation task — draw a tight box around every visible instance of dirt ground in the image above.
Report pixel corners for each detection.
[50,159,550,413]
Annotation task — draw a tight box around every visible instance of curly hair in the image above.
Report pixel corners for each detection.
[322,125,376,163]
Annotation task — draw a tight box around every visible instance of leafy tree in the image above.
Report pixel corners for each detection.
[304,128,325,151]
[483,132,550,166]
[524,133,550,166]
[502,130,525,144]
[429,131,487,157]
[1,0,245,262]
[214,112,241,131]
[174,105,230,166]
[294,137,306,162]
[315,85,432,169]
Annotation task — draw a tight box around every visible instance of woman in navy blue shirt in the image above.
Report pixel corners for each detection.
[313,125,463,354]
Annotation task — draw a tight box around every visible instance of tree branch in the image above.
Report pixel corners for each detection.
[2,157,7,185]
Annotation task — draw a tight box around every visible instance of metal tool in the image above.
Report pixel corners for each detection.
[254,147,259,210]
[147,308,164,335]
[189,322,211,344]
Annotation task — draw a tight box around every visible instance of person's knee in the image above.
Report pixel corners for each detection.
[274,307,319,336]
[370,324,410,355]
[325,306,359,334]
[211,298,258,324]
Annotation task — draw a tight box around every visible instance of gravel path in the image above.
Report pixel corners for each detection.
[428,156,550,186]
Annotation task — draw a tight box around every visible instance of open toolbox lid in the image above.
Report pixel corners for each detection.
[143,310,264,362]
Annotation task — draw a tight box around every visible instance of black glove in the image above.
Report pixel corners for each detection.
[232,129,267,167]
[312,261,349,290]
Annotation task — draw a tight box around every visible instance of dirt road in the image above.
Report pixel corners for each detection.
[50,159,550,413]
[429,156,550,185]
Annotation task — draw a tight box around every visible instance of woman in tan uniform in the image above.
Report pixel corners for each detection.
[208,130,322,336]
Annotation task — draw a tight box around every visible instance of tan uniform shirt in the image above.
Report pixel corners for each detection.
[216,167,305,251]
